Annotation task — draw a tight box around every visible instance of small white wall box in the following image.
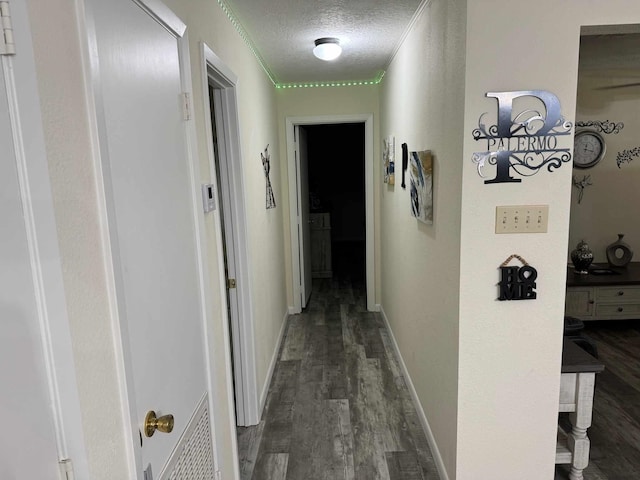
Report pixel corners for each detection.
[202,184,215,213]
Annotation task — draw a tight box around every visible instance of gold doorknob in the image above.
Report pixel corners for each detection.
[144,410,174,437]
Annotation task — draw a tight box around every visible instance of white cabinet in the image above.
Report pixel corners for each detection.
[565,285,640,320]
[310,213,332,278]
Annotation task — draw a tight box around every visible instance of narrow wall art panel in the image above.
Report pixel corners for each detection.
[409,150,433,224]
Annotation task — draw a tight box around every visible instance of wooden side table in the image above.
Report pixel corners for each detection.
[556,339,604,480]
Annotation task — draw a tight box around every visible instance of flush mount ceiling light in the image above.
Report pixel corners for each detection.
[313,37,342,61]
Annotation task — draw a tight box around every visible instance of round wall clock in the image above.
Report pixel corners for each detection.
[573,130,606,168]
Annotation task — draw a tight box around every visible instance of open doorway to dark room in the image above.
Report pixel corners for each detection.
[304,123,366,282]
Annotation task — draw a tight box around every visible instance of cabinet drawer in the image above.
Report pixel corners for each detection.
[595,303,640,317]
[596,286,640,301]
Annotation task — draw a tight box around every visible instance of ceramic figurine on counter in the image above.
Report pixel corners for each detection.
[571,240,594,274]
[606,234,633,267]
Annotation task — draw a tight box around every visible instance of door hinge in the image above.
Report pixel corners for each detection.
[58,459,74,480]
[181,92,191,121]
[0,1,15,55]
[227,278,236,289]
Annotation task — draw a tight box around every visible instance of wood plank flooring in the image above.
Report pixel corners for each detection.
[555,320,640,480]
[237,276,440,480]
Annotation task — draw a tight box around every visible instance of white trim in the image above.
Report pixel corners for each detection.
[379,306,450,480]
[286,114,376,312]
[80,0,139,476]
[200,43,260,429]
[4,0,90,476]
[133,0,186,36]
[260,309,289,412]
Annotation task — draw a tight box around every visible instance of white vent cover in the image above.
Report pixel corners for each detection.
[160,394,215,480]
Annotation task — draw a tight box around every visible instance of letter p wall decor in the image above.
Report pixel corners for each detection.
[472,90,573,184]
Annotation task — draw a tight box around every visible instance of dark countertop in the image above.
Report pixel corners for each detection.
[562,338,605,374]
[566,262,640,287]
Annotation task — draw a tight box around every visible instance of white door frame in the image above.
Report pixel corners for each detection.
[286,114,376,313]
[4,0,89,476]
[83,1,222,476]
[200,43,259,428]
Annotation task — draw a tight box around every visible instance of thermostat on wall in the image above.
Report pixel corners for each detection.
[202,184,216,213]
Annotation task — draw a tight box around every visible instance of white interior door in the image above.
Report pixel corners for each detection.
[296,126,313,307]
[0,47,61,480]
[89,0,213,476]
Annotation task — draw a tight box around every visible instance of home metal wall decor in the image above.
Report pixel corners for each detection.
[616,146,640,168]
[472,90,573,184]
[575,120,624,135]
[498,254,537,301]
[261,144,276,209]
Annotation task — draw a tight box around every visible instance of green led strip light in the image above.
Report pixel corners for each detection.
[216,0,385,89]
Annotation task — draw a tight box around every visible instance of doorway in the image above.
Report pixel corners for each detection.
[305,123,366,283]
[202,44,260,428]
[286,114,376,313]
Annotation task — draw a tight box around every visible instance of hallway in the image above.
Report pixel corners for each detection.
[237,271,441,480]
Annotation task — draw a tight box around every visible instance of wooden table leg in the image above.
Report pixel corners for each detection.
[567,372,596,480]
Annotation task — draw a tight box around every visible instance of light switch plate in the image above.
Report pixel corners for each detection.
[496,205,548,234]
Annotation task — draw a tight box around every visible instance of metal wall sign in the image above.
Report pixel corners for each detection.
[472,90,573,184]
[498,254,537,301]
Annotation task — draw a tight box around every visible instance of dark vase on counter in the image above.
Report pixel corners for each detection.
[571,240,594,274]
[606,234,633,268]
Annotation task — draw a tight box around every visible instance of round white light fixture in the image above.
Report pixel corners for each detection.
[313,37,342,61]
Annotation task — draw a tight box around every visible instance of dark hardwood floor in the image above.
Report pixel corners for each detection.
[556,320,640,480]
[237,260,440,480]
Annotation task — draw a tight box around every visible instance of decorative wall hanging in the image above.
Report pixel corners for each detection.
[472,90,573,184]
[383,136,395,185]
[572,174,592,204]
[261,144,276,209]
[575,120,624,135]
[401,143,408,189]
[409,150,433,224]
[606,234,633,267]
[498,254,537,301]
[616,146,640,168]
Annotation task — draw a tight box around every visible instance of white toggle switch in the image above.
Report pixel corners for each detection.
[496,205,548,233]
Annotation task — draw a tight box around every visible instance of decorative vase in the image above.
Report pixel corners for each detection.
[571,240,594,274]
[606,234,633,268]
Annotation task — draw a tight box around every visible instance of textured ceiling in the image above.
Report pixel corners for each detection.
[224,0,426,85]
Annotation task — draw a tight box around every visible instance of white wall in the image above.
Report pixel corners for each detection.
[570,34,640,262]
[26,0,286,477]
[276,86,380,307]
[458,1,640,479]
[378,0,466,476]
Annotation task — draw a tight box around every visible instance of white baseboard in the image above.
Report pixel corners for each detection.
[259,308,289,414]
[288,305,301,315]
[379,306,450,480]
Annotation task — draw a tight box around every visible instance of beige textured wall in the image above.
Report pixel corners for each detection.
[458,1,640,478]
[378,0,466,476]
[276,86,380,308]
[570,35,640,262]
[27,0,286,477]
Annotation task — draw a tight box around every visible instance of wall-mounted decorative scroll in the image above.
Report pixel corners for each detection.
[498,254,537,301]
[616,146,640,168]
[572,175,593,204]
[401,143,408,189]
[575,120,624,135]
[261,144,276,209]
[472,90,573,184]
